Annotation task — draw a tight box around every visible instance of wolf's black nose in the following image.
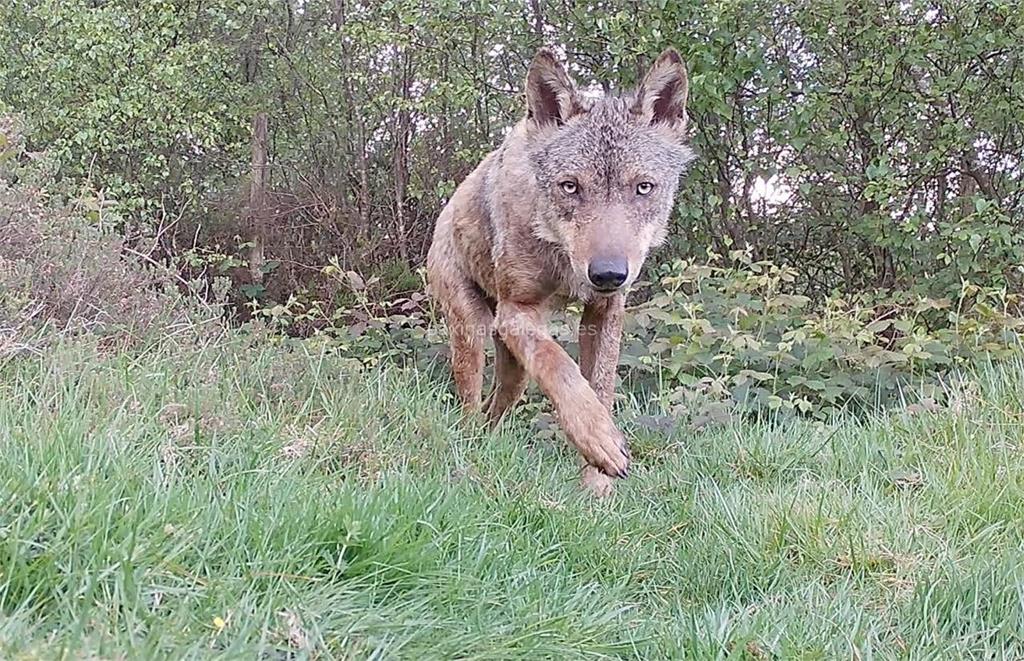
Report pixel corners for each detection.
[588,258,629,290]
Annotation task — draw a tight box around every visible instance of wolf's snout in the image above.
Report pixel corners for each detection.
[588,257,629,291]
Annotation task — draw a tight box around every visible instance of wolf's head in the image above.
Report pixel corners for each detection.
[523,48,695,298]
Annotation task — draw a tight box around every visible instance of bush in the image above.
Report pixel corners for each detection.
[236,245,1024,422]
[0,119,223,351]
[625,250,1024,422]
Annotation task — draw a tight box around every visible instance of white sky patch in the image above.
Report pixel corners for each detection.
[750,175,793,206]
[975,135,1021,176]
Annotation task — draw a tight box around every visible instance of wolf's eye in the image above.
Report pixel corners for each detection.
[559,180,579,195]
[636,182,655,196]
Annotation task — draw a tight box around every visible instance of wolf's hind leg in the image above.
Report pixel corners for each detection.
[484,332,528,421]
[439,279,493,413]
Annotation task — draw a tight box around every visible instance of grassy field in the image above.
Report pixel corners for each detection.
[3,331,1024,659]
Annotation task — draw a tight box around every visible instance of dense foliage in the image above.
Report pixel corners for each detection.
[0,119,222,352]
[2,1,1024,418]
[2,0,1021,302]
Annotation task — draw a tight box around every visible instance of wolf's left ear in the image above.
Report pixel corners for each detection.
[525,48,582,127]
[635,48,689,136]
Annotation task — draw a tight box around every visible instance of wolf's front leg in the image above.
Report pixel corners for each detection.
[579,294,627,496]
[495,300,630,479]
[580,293,625,411]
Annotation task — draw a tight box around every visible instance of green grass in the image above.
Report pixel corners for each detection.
[3,331,1024,659]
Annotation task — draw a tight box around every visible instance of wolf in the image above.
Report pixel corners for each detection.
[427,47,694,494]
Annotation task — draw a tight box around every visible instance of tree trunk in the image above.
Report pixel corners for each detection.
[248,112,269,283]
[334,0,370,249]
[392,48,412,264]
[528,0,544,39]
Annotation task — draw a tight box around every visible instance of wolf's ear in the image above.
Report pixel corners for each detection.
[635,48,689,135]
[525,48,581,127]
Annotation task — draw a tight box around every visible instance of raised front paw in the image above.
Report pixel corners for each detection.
[572,412,630,479]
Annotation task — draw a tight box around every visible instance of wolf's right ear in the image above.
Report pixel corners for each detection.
[525,49,581,127]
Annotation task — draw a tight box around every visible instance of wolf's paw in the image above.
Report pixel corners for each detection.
[576,418,630,479]
[580,464,616,497]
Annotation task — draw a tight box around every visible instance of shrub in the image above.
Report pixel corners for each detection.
[625,249,1024,422]
[0,119,222,351]
[241,246,1024,422]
